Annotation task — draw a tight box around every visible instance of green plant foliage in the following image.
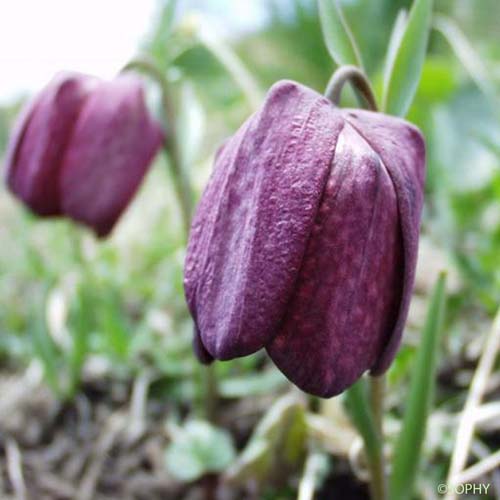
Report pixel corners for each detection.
[67,282,93,396]
[226,394,307,485]
[383,0,433,116]
[343,379,380,468]
[219,368,287,398]
[318,0,363,69]
[389,273,447,500]
[31,290,63,396]
[165,420,236,481]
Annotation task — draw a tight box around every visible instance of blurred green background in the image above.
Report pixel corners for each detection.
[0,1,499,499]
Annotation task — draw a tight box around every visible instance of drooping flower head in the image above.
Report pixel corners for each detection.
[5,72,163,237]
[185,80,425,397]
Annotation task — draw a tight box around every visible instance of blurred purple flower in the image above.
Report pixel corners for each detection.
[184,80,426,397]
[4,72,163,237]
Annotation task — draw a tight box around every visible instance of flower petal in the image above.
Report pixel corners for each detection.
[59,75,163,237]
[5,72,96,215]
[193,325,214,365]
[267,123,403,397]
[184,81,344,359]
[341,109,425,374]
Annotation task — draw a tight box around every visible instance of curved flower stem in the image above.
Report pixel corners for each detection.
[325,65,378,112]
[122,57,193,236]
[325,65,386,499]
[123,57,219,422]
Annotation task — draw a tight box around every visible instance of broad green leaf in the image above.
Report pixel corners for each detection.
[226,394,307,484]
[389,272,447,500]
[165,420,236,481]
[382,0,433,117]
[318,0,363,69]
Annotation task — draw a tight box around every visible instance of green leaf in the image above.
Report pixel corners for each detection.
[165,420,236,482]
[383,9,408,101]
[343,378,380,466]
[433,14,497,101]
[98,296,130,360]
[415,57,458,103]
[382,0,433,117]
[159,0,178,38]
[318,0,363,69]
[67,283,92,396]
[389,272,447,500]
[226,394,307,484]
[32,292,63,396]
[149,0,179,66]
[219,368,287,398]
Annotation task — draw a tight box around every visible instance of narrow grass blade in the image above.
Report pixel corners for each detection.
[382,0,433,117]
[149,0,179,63]
[32,291,62,395]
[67,283,92,396]
[99,295,130,360]
[389,272,447,500]
[383,9,408,101]
[318,0,364,69]
[343,378,380,466]
[197,20,262,110]
[433,14,497,102]
[344,377,387,499]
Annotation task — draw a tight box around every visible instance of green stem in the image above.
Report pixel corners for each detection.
[123,57,218,421]
[122,57,193,236]
[203,363,218,422]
